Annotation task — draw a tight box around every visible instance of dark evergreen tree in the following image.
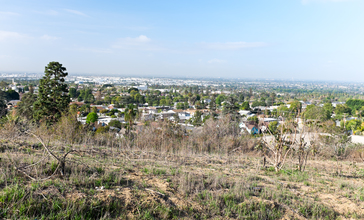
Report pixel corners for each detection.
[241,101,250,110]
[109,120,122,129]
[69,87,78,98]
[209,97,216,111]
[238,93,245,102]
[191,110,203,126]
[33,62,70,124]
[222,96,240,121]
[5,89,19,101]
[0,91,6,117]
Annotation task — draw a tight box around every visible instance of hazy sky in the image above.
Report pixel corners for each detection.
[0,0,363,81]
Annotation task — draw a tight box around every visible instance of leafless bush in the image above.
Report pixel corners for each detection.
[293,125,321,172]
[0,116,20,140]
[191,117,241,154]
[53,113,84,145]
[258,122,299,172]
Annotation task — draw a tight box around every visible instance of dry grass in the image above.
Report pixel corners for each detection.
[1,117,364,219]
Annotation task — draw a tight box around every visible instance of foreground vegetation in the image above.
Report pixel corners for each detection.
[1,115,364,219]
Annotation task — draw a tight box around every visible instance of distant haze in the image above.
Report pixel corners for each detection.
[0,0,363,81]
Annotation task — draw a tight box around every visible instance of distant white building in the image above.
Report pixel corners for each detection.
[154,89,169,93]
[332,102,344,108]
[263,118,278,122]
[135,85,148,91]
[239,110,252,116]
[10,85,18,92]
[77,116,124,125]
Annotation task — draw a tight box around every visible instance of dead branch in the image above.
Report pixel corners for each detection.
[146,188,165,197]
[13,129,89,181]
[25,131,60,161]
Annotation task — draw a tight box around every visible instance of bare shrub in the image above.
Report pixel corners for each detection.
[0,116,21,140]
[53,113,84,145]
[347,144,364,162]
[293,124,321,172]
[259,122,298,172]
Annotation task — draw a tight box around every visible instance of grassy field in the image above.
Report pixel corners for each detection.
[1,136,364,220]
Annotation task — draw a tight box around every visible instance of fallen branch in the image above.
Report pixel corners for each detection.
[146,188,165,197]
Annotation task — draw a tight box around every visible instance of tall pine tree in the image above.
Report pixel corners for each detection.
[33,62,70,124]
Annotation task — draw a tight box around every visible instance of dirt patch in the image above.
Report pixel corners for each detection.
[65,192,86,201]
[95,189,124,202]
[318,193,363,217]
[128,171,203,210]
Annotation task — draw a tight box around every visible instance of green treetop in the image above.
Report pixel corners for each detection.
[86,112,98,124]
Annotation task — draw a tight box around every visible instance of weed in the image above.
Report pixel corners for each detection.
[153,168,166,176]
[170,167,177,175]
[142,167,150,174]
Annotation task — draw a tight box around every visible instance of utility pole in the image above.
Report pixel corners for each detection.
[343,113,347,129]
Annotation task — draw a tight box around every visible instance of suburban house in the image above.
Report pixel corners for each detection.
[239,122,261,135]
[90,105,108,112]
[70,101,85,107]
[170,110,192,123]
[143,107,158,114]
[238,110,252,116]
[77,115,124,125]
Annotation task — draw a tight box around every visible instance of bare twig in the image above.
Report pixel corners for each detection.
[146,188,165,197]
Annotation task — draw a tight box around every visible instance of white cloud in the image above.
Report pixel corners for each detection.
[0,30,26,41]
[202,41,266,50]
[301,0,351,4]
[64,9,87,17]
[41,35,60,40]
[113,35,164,51]
[132,35,151,43]
[207,59,227,64]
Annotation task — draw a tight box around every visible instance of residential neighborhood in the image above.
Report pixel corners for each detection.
[2,76,364,140]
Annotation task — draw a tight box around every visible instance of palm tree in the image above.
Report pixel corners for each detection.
[125,104,137,131]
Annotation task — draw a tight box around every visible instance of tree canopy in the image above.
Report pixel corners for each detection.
[86,112,98,124]
[33,61,70,124]
[304,106,331,122]
[5,90,19,101]
[346,99,364,111]
[335,104,351,115]
[240,101,250,110]
[109,120,122,129]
